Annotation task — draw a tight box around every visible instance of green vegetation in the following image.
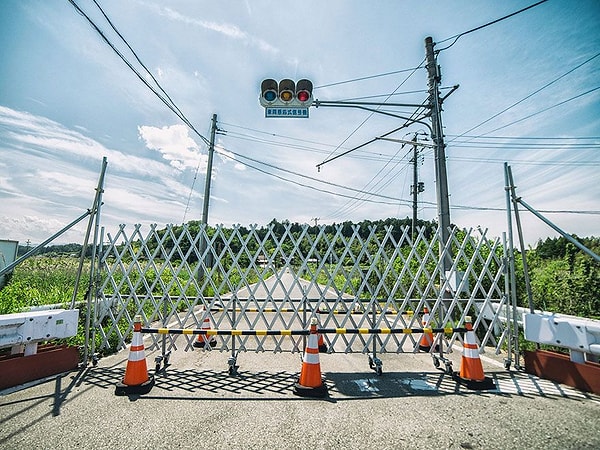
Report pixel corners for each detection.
[518,236,600,319]
[0,255,89,314]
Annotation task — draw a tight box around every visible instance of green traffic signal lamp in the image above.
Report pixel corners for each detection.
[260,79,278,106]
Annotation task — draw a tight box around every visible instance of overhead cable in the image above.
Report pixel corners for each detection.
[437,0,549,51]
[67,0,210,146]
[451,52,600,141]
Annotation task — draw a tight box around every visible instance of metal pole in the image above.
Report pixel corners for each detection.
[71,157,108,309]
[0,210,93,278]
[504,163,521,368]
[90,225,104,366]
[83,157,108,365]
[425,36,452,272]
[502,232,512,369]
[506,166,535,315]
[517,198,600,263]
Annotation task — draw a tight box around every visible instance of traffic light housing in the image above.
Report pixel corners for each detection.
[259,79,313,107]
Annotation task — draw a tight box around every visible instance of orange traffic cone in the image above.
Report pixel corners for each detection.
[318,332,328,353]
[453,316,495,390]
[115,315,154,395]
[315,317,328,353]
[294,318,328,398]
[193,308,217,348]
[418,307,435,352]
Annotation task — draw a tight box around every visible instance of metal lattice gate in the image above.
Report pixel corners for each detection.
[94,223,509,361]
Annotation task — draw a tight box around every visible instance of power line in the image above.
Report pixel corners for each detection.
[326,144,414,221]
[221,123,599,173]
[66,2,598,222]
[450,52,600,141]
[67,0,210,146]
[90,0,189,133]
[477,86,600,137]
[214,147,415,208]
[215,142,600,218]
[319,59,426,164]
[437,0,549,51]
[314,66,425,90]
[216,145,418,205]
[447,135,600,141]
[447,156,599,167]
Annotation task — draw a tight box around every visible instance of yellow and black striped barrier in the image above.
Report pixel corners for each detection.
[208,307,408,315]
[140,326,465,336]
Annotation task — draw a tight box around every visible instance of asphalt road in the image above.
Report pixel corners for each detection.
[1,344,599,450]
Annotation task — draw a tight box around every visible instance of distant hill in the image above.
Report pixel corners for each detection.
[17,243,84,257]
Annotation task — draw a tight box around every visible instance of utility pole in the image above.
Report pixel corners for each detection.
[425,36,452,273]
[199,114,218,282]
[202,113,218,227]
[410,135,420,241]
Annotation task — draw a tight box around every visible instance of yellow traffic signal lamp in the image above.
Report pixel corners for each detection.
[279,79,295,103]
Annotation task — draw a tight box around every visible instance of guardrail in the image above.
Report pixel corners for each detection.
[524,312,600,363]
[0,309,79,356]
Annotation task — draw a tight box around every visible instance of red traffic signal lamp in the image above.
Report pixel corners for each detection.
[296,79,313,104]
[259,78,313,107]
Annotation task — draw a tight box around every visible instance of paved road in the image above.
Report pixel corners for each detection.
[1,345,599,450]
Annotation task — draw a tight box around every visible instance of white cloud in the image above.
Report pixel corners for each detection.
[138,124,205,171]
[152,5,278,54]
[0,215,89,245]
[0,107,206,243]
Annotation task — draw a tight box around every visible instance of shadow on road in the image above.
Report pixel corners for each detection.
[76,363,600,404]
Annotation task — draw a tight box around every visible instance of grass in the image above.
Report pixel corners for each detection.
[0,255,89,314]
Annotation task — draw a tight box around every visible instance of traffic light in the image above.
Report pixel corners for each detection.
[259,79,313,107]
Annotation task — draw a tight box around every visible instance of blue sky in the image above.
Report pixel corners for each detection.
[0,0,598,246]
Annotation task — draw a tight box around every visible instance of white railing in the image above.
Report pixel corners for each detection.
[0,309,79,355]
[524,312,600,363]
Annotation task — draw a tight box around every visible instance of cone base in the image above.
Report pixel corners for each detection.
[115,375,154,396]
[419,344,440,352]
[193,340,217,348]
[293,381,328,398]
[452,372,495,390]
